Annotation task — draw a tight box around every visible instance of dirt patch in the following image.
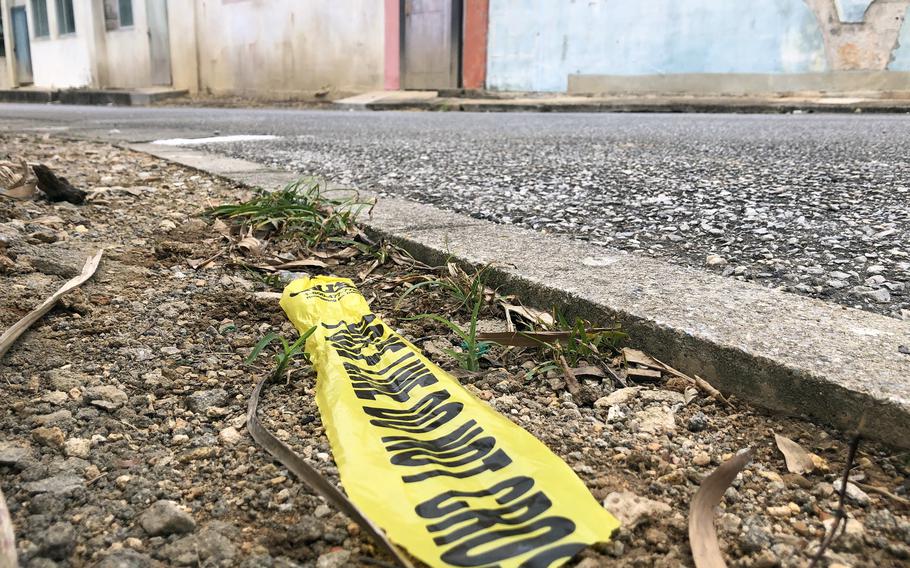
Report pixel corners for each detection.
[0,134,908,568]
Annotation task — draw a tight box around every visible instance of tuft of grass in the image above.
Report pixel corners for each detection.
[397,262,492,314]
[245,327,317,380]
[548,310,626,368]
[205,178,366,247]
[407,265,492,372]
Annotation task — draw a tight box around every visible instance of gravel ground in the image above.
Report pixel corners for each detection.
[1,134,909,568]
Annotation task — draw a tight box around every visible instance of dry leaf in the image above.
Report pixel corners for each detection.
[477,328,620,348]
[690,449,754,568]
[774,434,815,474]
[572,365,606,379]
[0,250,103,360]
[255,258,329,272]
[0,159,36,201]
[0,487,15,568]
[237,236,263,255]
[622,347,662,369]
[212,219,232,238]
[501,303,555,331]
[247,377,414,568]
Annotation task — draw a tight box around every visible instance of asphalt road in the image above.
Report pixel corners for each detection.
[1,104,907,318]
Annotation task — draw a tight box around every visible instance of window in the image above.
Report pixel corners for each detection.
[31,0,50,37]
[55,0,75,35]
[104,0,134,31]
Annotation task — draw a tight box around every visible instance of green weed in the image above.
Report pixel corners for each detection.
[206,178,366,247]
[549,310,626,367]
[245,327,317,380]
[407,265,492,372]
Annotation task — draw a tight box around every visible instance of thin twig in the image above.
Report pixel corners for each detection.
[558,355,582,402]
[807,433,861,568]
[855,482,910,507]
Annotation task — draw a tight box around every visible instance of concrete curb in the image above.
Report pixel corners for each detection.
[365,97,910,114]
[130,143,910,448]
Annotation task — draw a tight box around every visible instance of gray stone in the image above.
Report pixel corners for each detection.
[687,412,709,432]
[159,529,236,567]
[832,479,871,507]
[593,387,641,407]
[602,491,671,529]
[22,474,84,495]
[32,410,72,426]
[139,500,196,537]
[633,407,676,434]
[186,389,229,412]
[740,519,772,553]
[316,550,352,568]
[0,443,33,467]
[38,521,75,560]
[47,367,89,391]
[85,385,128,406]
[96,550,159,568]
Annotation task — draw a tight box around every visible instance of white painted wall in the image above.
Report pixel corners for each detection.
[28,0,95,88]
[166,0,197,92]
[0,58,10,88]
[103,0,152,88]
[192,0,385,95]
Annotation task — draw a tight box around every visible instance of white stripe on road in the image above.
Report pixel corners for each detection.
[151,134,279,146]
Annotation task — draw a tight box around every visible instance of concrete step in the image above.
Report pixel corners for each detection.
[0,88,57,104]
[0,87,187,106]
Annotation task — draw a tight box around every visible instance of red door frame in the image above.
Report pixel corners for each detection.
[385,0,488,90]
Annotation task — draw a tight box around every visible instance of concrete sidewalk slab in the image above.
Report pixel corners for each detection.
[130,143,910,448]
[335,90,438,110]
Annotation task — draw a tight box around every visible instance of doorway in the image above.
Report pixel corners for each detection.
[401,0,462,90]
[11,6,33,85]
[146,0,172,85]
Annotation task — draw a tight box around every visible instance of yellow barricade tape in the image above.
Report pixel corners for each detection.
[281,276,619,567]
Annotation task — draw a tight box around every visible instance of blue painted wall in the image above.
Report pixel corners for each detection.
[486,0,830,92]
[889,5,910,69]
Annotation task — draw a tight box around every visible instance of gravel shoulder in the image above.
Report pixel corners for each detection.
[0,134,908,568]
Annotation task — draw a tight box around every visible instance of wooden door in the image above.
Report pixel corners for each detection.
[11,6,33,84]
[401,0,461,89]
[146,0,172,86]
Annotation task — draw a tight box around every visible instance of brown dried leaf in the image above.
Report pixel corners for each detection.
[254,258,329,272]
[237,236,263,255]
[501,303,555,331]
[572,365,606,379]
[622,347,662,369]
[0,487,16,568]
[477,328,620,348]
[690,449,754,568]
[212,219,232,239]
[774,434,815,474]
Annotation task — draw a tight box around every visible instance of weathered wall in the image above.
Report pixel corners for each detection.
[166,0,197,92]
[27,0,95,88]
[102,0,152,88]
[891,4,910,68]
[487,0,910,93]
[191,0,385,96]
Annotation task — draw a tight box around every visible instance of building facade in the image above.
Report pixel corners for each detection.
[2,0,909,97]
